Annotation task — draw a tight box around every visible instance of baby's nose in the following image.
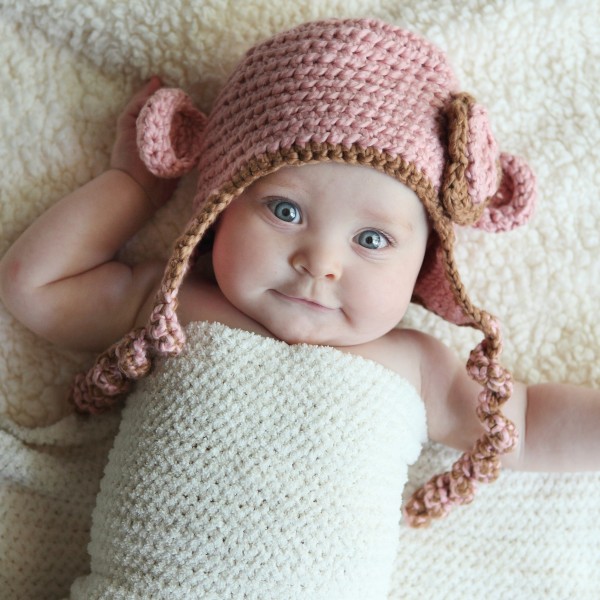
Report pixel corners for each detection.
[290,244,342,281]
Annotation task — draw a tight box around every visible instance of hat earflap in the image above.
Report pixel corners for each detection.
[137,87,207,178]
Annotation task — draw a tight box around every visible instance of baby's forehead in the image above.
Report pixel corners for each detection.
[246,162,427,228]
[253,162,412,195]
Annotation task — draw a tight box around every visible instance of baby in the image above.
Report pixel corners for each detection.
[1,17,598,600]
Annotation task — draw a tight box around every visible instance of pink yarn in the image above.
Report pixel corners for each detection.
[71,360,131,415]
[476,153,537,231]
[137,88,206,178]
[412,245,474,327]
[470,457,499,484]
[465,103,499,207]
[193,21,456,209]
[148,291,186,355]
[115,328,152,379]
[403,327,518,526]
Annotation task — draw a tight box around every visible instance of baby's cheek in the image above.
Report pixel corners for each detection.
[369,270,414,322]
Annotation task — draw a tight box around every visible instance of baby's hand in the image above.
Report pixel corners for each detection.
[110,77,179,208]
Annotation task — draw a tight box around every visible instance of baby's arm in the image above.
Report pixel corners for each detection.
[416,331,600,471]
[510,382,600,471]
[0,78,171,352]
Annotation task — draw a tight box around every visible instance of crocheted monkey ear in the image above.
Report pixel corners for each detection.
[441,93,499,226]
[441,93,536,230]
[136,88,207,178]
[474,152,536,232]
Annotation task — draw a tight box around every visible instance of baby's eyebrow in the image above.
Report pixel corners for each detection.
[359,205,415,232]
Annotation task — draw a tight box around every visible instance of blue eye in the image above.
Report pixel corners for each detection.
[269,200,301,223]
[356,230,389,250]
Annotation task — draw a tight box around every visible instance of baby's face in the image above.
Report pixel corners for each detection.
[212,162,429,347]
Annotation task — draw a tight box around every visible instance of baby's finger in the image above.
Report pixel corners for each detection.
[122,77,163,120]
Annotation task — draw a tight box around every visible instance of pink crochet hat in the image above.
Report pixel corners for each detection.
[137,18,535,326]
[72,18,536,527]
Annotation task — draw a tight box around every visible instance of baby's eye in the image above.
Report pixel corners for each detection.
[355,230,390,250]
[268,200,302,223]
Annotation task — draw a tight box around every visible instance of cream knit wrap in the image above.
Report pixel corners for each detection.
[68,321,427,599]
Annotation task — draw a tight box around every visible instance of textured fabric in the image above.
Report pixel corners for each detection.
[1,2,599,599]
[192,21,457,202]
[69,321,427,599]
[0,413,120,599]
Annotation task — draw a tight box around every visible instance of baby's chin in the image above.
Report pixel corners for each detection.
[265,323,382,349]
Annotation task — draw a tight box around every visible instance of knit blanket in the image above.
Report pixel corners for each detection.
[69,321,426,599]
[0,1,599,599]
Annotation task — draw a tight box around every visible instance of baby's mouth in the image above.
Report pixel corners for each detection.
[272,290,337,312]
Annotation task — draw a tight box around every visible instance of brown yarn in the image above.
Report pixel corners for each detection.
[441,93,489,226]
[401,196,517,526]
[402,312,517,527]
[69,193,237,414]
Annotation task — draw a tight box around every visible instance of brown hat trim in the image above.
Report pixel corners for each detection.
[157,142,492,346]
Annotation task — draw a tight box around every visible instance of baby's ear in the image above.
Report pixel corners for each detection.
[136,88,207,178]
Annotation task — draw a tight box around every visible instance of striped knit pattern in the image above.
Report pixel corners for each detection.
[193,20,457,205]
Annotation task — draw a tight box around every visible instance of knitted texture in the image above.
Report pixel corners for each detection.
[69,321,427,599]
[136,87,206,178]
[192,22,456,205]
[71,17,535,525]
[3,3,600,598]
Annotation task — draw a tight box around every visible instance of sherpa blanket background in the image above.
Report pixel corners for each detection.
[0,1,599,598]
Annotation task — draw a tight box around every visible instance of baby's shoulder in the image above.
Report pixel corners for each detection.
[338,327,435,394]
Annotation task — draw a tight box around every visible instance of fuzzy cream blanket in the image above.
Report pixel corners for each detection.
[1,1,599,599]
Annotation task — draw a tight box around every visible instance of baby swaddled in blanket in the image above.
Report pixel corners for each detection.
[1,16,599,600]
